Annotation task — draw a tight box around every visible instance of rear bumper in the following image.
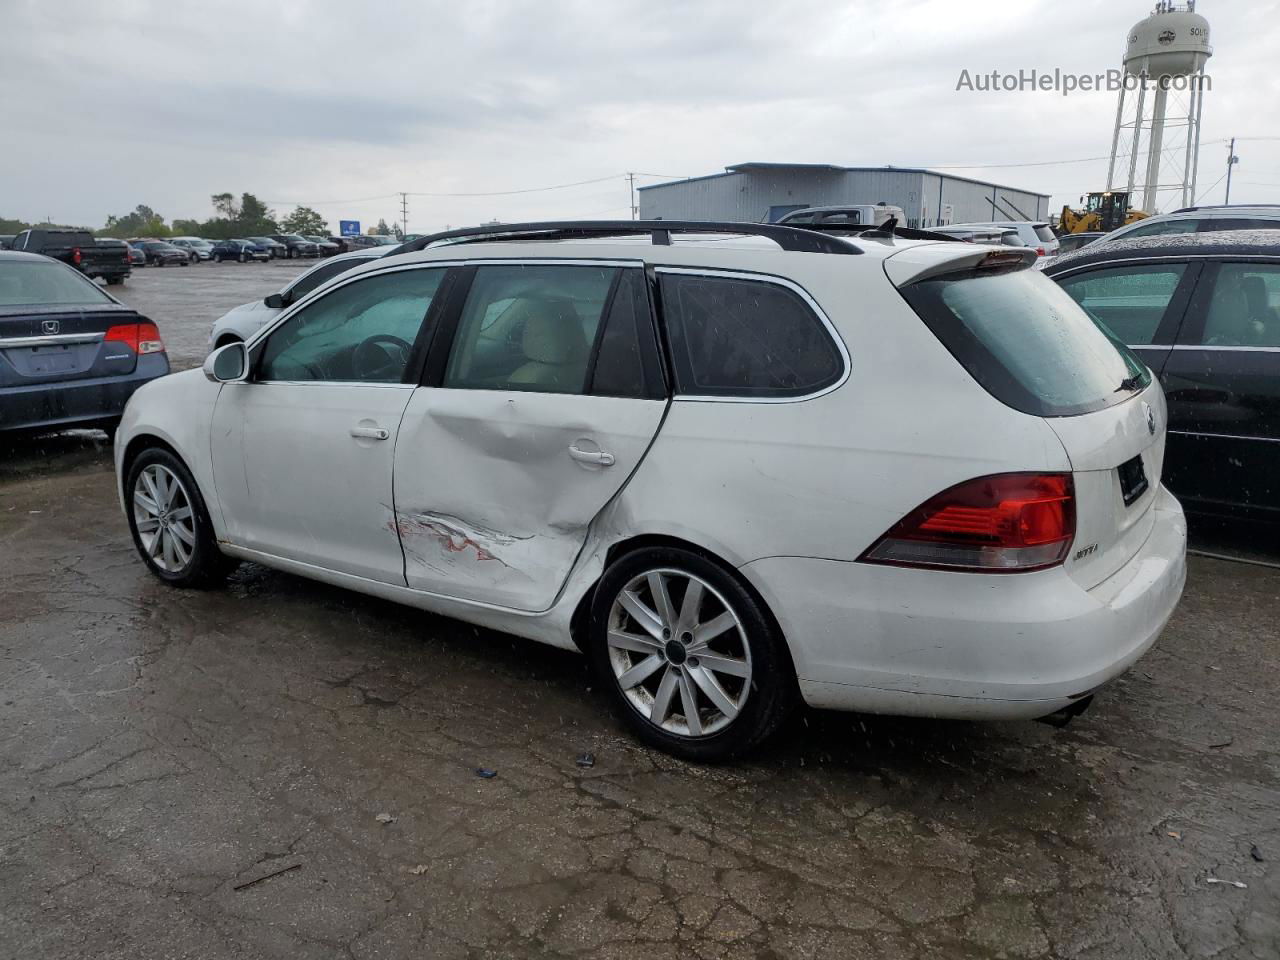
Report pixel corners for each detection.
[740,485,1188,719]
[0,354,170,433]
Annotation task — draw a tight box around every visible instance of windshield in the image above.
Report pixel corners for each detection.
[900,266,1150,417]
[0,259,113,307]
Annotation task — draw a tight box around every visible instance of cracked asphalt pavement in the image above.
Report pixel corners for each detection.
[1,264,1278,959]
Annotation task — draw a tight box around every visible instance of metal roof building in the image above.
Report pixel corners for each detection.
[637,162,1051,227]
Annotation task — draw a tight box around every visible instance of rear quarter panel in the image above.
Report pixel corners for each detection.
[604,253,1072,566]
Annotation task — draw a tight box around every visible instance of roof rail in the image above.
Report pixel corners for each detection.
[392,220,864,255]
[786,222,961,242]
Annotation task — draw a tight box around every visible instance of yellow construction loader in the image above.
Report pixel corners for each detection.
[1059,191,1149,234]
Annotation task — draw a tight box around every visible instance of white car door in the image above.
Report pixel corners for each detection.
[393,261,668,611]
[209,264,448,583]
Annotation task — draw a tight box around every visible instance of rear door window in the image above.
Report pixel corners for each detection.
[900,266,1150,417]
[658,272,844,398]
[1056,264,1187,345]
[443,264,620,395]
[1121,219,1198,239]
[1197,218,1280,233]
[1196,263,1280,347]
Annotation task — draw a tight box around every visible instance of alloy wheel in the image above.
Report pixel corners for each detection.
[607,568,752,737]
[132,464,197,573]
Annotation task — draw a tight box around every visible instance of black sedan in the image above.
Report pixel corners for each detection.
[0,251,169,438]
[269,234,319,258]
[248,236,287,259]
[210,240,270,263]
[132,240,189,267]
[1045,230,1280,519]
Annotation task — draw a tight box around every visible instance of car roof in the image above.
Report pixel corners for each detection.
[1045,228,1280,273]
[0,250,56,263]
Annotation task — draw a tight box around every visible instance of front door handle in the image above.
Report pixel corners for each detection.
[568,443,615,466]
[350,425,390,441]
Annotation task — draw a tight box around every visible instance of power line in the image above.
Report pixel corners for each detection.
[407,174,625,198]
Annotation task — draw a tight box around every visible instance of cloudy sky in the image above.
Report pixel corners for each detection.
[3,0,1277,234]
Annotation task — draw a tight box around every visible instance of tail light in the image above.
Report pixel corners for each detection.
[861,473,1075,573]
[1035,246,1047,256]
[105,321,165,355]
[122,252,130,264]
[72,247,82,265]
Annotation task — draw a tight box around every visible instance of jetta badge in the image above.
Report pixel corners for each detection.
[41,319,60,335]
[1143,401,1156,436]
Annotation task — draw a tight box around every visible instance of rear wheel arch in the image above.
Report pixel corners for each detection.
[570,533,795,674]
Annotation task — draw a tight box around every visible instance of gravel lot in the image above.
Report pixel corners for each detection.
[1,265,1277,959]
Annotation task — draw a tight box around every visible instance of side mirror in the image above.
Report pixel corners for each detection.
[263,292,285,309]
[203,341,249,384]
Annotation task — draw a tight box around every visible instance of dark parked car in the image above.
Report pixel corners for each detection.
[210,239,269,263]
[269,234,319,258]
[325,236,350,254]
[131,240,189,267]
[0,235,15,250]
[0,251,169,437]
[11,228,131,284]
[304,235,340,257]
[126,242,147,267]
[1045,230,1280,519]
[248,236,287,259]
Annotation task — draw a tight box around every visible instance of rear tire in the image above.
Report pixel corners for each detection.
[588,545,796,762]
[239,252,247,263]
[105,276,124,286]
[125,447,237,588]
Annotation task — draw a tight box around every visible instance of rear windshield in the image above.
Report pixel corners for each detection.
[900,266,1150,417]
[0,260,113,307]
[1034,224,1057,243]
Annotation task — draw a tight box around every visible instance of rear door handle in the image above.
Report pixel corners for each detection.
[568,443,615,466]
[350,425,390,441]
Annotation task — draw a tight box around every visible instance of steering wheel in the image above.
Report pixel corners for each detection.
[352,334,412,381]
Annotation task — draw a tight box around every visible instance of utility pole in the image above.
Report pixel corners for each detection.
[400,193,409,237]
[627,173,637,220]
[1224,138,1239,204]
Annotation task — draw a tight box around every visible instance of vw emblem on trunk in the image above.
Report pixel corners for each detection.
[41,319,60,335]
[1143,401,1156,436]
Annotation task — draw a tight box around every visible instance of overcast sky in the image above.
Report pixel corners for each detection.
[3,0,1277,233]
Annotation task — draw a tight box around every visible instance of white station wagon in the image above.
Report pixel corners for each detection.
[115,220,1187,761]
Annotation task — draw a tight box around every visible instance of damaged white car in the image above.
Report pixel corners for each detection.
[115,220,1187,761]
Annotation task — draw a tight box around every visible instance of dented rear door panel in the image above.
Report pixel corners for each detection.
[393,388,666,611]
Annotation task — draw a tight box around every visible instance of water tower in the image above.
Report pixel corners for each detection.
[1105,1,1212,212]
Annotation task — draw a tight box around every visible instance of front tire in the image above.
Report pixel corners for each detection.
[126,448,236,587]
[588,546,796,762]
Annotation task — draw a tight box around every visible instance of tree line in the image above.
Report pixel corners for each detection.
[3,194,401,240]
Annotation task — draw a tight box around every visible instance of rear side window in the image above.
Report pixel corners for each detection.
[901,267,1150,417]
[1034,225,1056,243]
[659,273,843,398]
[1199,263,1280,347]
[1122,219,1197,239]
[1056,264,1186,345]
[444,264,618,394]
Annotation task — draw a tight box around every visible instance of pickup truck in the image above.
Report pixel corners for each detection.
[10,228,132,285]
